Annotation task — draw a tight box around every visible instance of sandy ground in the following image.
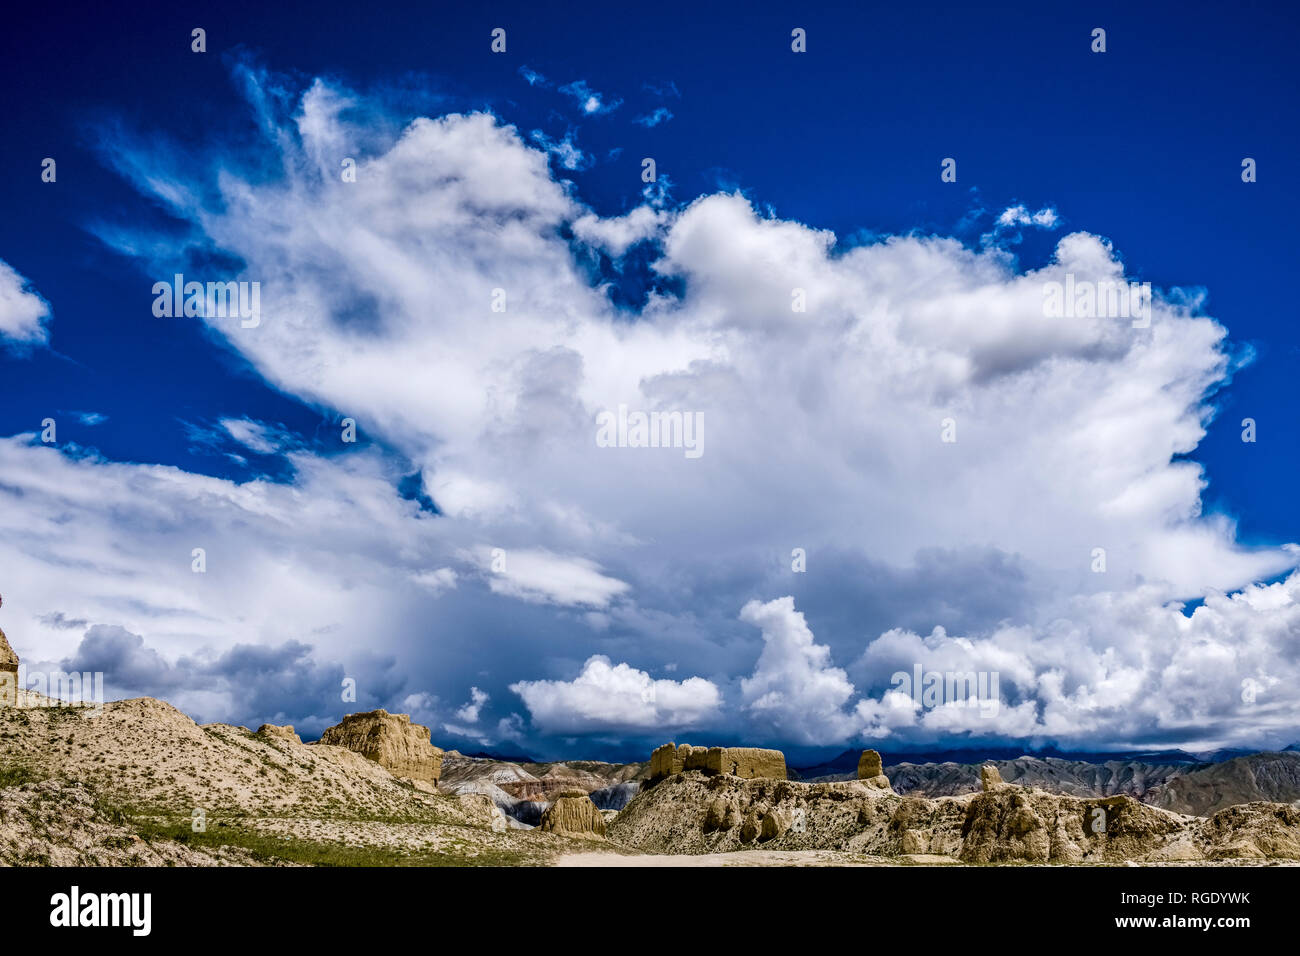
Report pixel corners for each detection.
[556,849,1300,867]
[555,849,961,866]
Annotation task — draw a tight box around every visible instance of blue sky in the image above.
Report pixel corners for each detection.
[1,1,1298,762]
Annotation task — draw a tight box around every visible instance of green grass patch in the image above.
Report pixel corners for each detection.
[130,817,548,867]
[0,761,42,788]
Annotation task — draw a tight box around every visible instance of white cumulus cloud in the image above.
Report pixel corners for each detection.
[0,259,51,345]
[23,64,1294,751]
[510,656,721,734]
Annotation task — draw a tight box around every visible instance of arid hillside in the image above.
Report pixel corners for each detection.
[5,691,1300,867]
[0,691,599,865]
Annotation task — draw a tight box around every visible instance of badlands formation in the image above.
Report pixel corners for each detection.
[2,632,1300,865]
[609,744,1300,863]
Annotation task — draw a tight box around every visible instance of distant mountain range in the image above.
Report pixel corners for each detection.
[457,749,538,764]
[791,744,1300,779]
[436,743,1300,821]
[787,748,1300,817]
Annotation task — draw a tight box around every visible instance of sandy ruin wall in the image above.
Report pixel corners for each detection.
[649,742,786,781]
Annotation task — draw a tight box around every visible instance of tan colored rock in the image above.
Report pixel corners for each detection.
[858,749,883,779]
[457,792,508,832]
[959,789,1182,864]
[0,625,18,707]
[0,625,17,671]
[607,764,1300,863]
[256,724,301,744]
[760,808,792,840]
[900,829,927,854]
[889,796,933,832]
[704,797,730,831]
[859,752,892,791]
[318,709,443,785]
[980,764,1005,791]
[538,795,606,838]
[1200,803,1300,859]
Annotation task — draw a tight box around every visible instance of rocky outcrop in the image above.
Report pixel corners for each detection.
[649,742,786,782]
[455,792,509,833]
[0,625,18,707]
[1196,802,1300,859]
[317,710,443,785]
[538,795,606,838]
[0,625,16,671]
[957,789,1185,864]
[607,770,1300,862]
[256,724,302,744]
[980,764,1005,791]
[613,773,897,853]
[858,749,892,790]
[858,750,882,778]
[760,807,794,840]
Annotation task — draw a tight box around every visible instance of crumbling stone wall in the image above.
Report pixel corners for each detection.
[649,742,786,782]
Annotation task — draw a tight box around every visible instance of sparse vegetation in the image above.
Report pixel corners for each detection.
[0,696,574,866]
[128,816,550,867]
[0,760,40,789]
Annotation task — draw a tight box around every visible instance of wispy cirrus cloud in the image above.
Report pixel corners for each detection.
[529,128,591,171]
[558,79,621,115]
[517,65,547,87]
[634,107,674,128]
